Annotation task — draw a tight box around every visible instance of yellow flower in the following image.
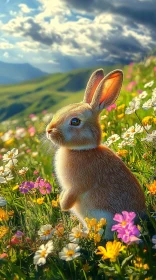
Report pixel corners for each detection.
[0,226,9,239]
[117,113,124,119]
[12,185,19,191]
[117,104,126,111]
[131,92,137,97]
[142,116,153,126]
[101,124,105,130]
[146,180,156,195]
[94,233,101,243]
[134,257,149,270]
[36,197,45,205]
[96,240,124,262]
[4,138,14,146]
[0,132,4,137]
[8,210,14,217]
[102,132,107,138]
[52,199,59,207]
[117,149,128,157]
[153,117,156,124]
[0,209,9,222]
[82,263,91,272]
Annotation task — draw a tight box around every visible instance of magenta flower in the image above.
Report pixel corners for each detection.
[112,211,140,244]
[112,211,136,230]
[19,181,34,193]
[15,231,24,238]
[106,103,117,112]
[117,223,140,244]
[34,177,52,195]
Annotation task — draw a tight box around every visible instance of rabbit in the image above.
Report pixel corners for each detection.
[46,69,146,238]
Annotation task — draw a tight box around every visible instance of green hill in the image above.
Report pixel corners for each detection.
[0,58,155,121]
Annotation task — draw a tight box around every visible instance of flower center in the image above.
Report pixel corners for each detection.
[44,230,51,236]
[74,232,81,238]
[8,153,14,158]
[66,250,74,257]
[40,250,47,258]
[121,221,127,227]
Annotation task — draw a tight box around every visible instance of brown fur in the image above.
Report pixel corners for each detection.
[46,68,146,232]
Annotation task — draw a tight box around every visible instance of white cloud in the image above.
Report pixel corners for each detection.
[48,59,59,64]
[0,42,14,49]
[3,51,9,58]
[18,4,32,14]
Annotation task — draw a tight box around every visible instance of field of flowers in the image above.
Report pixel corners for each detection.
[0,60,156,280]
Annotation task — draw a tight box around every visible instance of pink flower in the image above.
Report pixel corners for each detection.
[33,170,39,175]
[106,103,117,112]
[112,211,141,244]
[0,253,8,259]
[34,177,52,195]
[117,223,140,244]
[26,149,31,153]
[153,66,156,72]
[29,114,36,119]
[10,236,21,245]
[28,126,36,137]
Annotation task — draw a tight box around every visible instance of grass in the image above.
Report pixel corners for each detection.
[0,57,156,279]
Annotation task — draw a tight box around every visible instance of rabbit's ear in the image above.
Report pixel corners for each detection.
[83,69,104,104]
[90,70,123,111]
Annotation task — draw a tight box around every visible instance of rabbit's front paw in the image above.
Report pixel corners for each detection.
[60,191,77,211]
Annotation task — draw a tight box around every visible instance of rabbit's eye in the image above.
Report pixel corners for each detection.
[70,118,81,126]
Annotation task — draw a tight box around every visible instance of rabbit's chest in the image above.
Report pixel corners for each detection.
[54,148,78,190]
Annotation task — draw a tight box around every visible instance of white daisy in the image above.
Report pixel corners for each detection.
[138,91,148,99]
[3,148,18,162]
[144,81,154,88]
[5,159,18,170]
[38,224,54,240]
[106,134,120,146]
[59,243,80,261]
[69,225,88,243]
[18,167,29,176]
[141,130,156,143]
[125,99,140,114]
[33,240,54,266]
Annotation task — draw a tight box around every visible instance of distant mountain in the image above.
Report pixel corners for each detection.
[0,61,48,84]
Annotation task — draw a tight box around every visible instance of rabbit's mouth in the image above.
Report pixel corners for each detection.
[46,128,64,146]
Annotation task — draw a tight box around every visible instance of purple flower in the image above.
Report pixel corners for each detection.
[15,231,24,238]
[112,211,140,244]
[152,235,156,249]
[117,223,140,244]
[19,181,34,193]
[34,177,52,195]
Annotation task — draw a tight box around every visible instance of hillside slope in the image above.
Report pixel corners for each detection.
[0,58,155,122]
[0,61,47,85]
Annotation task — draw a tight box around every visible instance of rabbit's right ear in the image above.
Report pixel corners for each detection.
[83,69,104,104]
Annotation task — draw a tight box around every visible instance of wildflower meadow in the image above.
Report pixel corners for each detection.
[0,60,156,280]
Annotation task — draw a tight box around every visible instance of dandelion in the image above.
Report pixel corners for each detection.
[0,208,8,221]
[144,81,154,88]
[125,99,140,114]
[38,224,54,240]
[142,116,153,126]
[96,240,124,262]
[117,104,126,111]
[19,181,34,194]
[0,197,7,206]
[146,180,156,195]
[59,243,80,261]
[117,149,128,157]
[3,148,18,162]
[33,240,54,266]
[0,226,9,239]
[36,197,45,204]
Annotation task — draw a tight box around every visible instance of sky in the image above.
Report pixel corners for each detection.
[0,0,156,73]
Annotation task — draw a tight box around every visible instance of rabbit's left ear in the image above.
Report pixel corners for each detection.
[90,69,123,111]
